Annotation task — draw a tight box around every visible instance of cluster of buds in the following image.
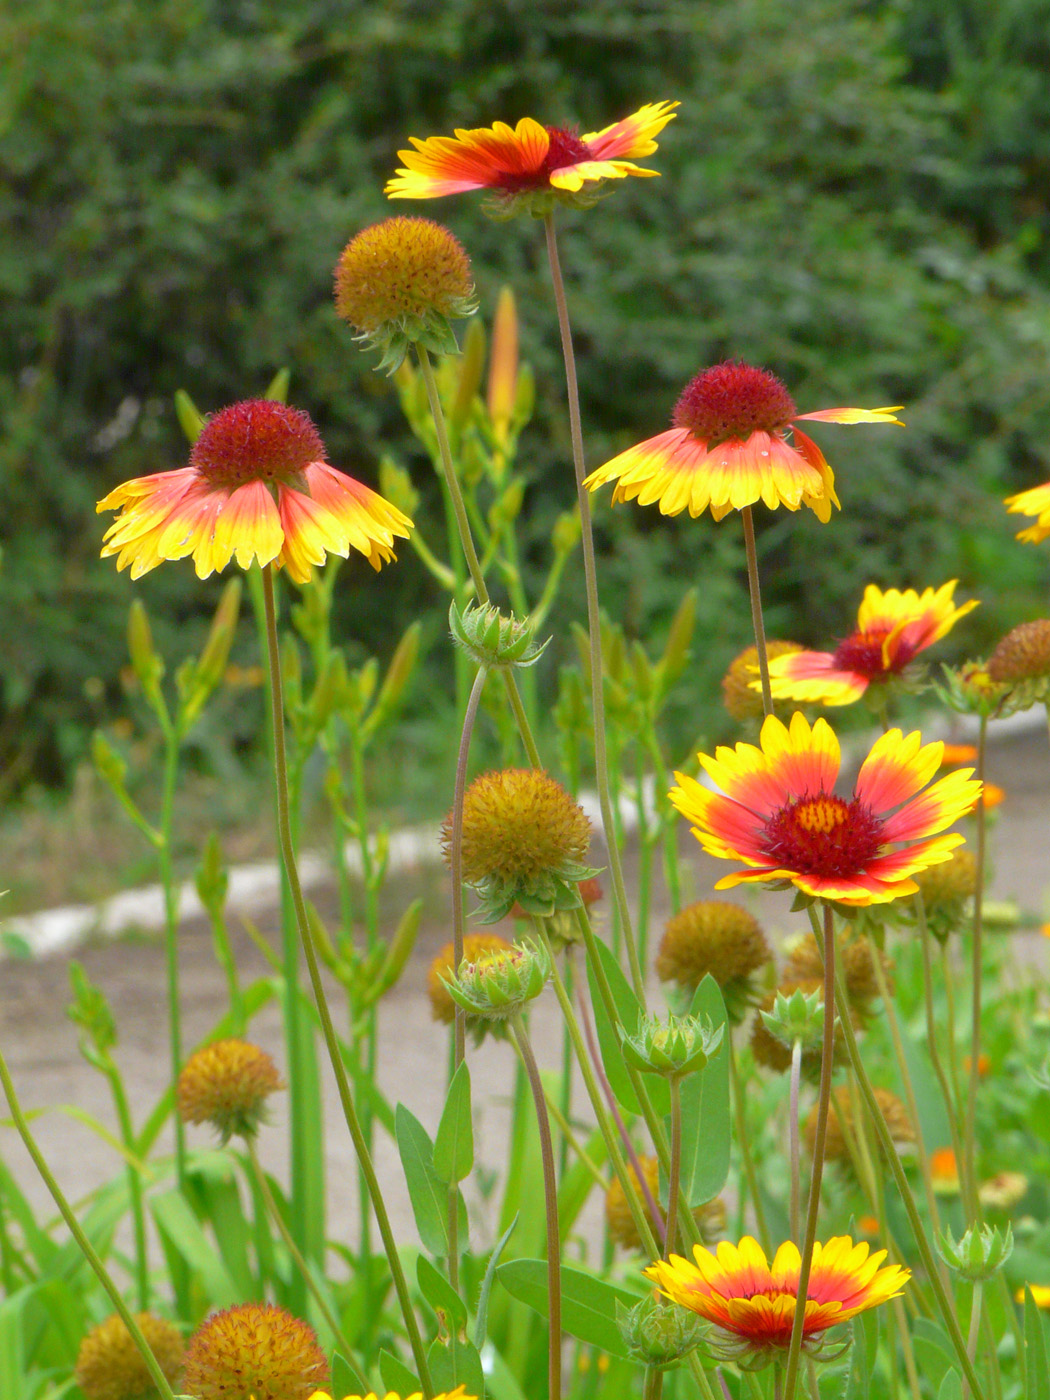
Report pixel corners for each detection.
[620,1011,724,1079]
[449,600,550,671]
[441,938,551,1022]
[937,1223,1014,1281]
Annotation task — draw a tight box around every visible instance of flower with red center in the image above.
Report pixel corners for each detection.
[584,362,901,522]
[1004,480,1050,543]
[669,712,981,908]
[646,1235,909,1366]
[385,102,678,212]
[763,582,978,706]
[98,400,412,583]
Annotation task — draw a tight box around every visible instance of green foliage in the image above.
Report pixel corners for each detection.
[3,0,1050,790]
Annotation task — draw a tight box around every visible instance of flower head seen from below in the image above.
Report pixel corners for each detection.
[385,101,678,215]
[1004,479,1050,543]
[334,217,477,372]
[182,1302,328,1400]
[177,1039,283,1145]
[647,1235,909,1368]
[427,932,511,1026]
[670,712,982,908]
[98,399,412,583]
[763,582,978,707]
[584,362,901,524]
[656,900,771,1023]
[75,1312,185,1400]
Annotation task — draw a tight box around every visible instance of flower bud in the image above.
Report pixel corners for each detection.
[937,1223,1014,1281]
[450,601,549,671]
[442,938,551,1021]
[620,1011,724,1079]
[617,1293,707,1367]
[760,986,825,1053]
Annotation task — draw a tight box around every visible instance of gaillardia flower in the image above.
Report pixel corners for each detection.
[1004,480,1050,543]
[98,399,412,582]
[763,582,978,707]
[385,101,678,212]
[647,1236,909,1367]
[670,712,981,907]
[584,362,901,523]
[182,1303,328,1400]
[75,1312,185,1400]
[177,1039,284,1144]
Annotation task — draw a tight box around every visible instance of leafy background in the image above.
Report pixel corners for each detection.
[3,0,1050,797]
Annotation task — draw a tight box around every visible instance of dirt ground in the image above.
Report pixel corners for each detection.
[2,726,1048,1260]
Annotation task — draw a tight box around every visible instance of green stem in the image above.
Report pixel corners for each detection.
[643,1365,665,1400]
[416,345,541,770]
[666,1077,683,1257]
[542,211,644,1001]
[260,564,433,1396]
[0,1048,178,1400]
[729,1035,771,1253]
[157,726,185,1190]
[510,1014,562,1400]
[105,1061,149,1310]
[963,716,988,1223]
[245,1138,356,1360]
[781,903,836,1400]
[832,945,988,1399]
[918,899,967,1196]
[788,1039,802,1243]
[740,506,772,716]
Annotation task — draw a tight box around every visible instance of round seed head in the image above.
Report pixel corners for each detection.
[181,1303,328,1400]
[75,1313,185,1400]
[177,1039,284,1144]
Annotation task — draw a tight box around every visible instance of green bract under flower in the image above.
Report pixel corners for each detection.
[449,600,550,670]
[334,216,477,373]
[442,937,551,1020]
[620,1010,724,1078]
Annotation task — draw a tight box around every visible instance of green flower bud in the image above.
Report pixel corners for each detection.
[760,987,826,1053]
[937,1223,1014,1281]
[378,455,422,518]
[551,508,581,558]
[442,938,551,1021]
[450,601,550,671]
[620,1012,724,1079]
[616,1294,707,1368]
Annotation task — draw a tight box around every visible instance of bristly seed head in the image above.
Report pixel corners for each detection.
[334,216,475,334]
[986,618,1050,682]
[673,362,797,445]
[190,401,325,489]
[181,1303,329,1400]
[75,1312,185,1400]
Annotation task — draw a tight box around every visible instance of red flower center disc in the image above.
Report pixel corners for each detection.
[191,401,326,488]
[673,362,797,445]
[761,793,883,878]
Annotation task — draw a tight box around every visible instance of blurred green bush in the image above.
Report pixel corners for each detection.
[3,0,1049,795]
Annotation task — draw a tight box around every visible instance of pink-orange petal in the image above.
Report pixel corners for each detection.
[581,100,680,159]
[794,406,904,425]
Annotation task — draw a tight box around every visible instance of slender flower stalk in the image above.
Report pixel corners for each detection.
[781,904,836,1400]
[509,1013,562,1400]
[260,564,433,1396]
[918,897,968,1200]
[741,506,772,714]
[157,732,186,1191]
[788,1038,802,1241]
[543,211,645,1000]
[0,1048,179,1400]
[964,716,989,1223]
[415,346,542,770]
[728,1036,771,1252]
[666,1076,684,1257]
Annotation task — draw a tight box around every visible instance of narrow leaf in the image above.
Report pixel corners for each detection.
[937,1372,963,1400]
[428,1335,486,1398]
[474,1216,517,1349]
[396,1103,466,1256]
[497,1259,640,1357]
[433,1061,474,1185]
[331,1351,369,1398]
[379,1349,420,1396]
[417,1254,468,1332]
[673,976,730,1205]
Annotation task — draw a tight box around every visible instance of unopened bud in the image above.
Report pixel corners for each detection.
[617,1293,707,1367]
[450,601,549,671]
[620,1012,724,1079]
[443,938,551,1021]
[761,987,826,1053]
[937,1223,1013,1281]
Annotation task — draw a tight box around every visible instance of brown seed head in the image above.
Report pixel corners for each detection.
[604,1154,725,1252]
[914,849,979,908]
[987,619,1050,682]
[75,1312,185,1400]
[191,401,326,490]
[805,1084,914,1162]
[722,641,803,721]
[783,933,892,1009]
[181,1303,328,1400]
[427,932,512,1024]
[334,217,474,334]
[657,901,771,1019]
[177,1040,284,1144]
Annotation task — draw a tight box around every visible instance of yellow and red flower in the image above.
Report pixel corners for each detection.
[584,362,901,523]
[98,400,412,583]
[385,101,678,205]
[646,1235,908,1362]
[763,582,978,706]
[1004,480,1050,543]
[670,712,981,907]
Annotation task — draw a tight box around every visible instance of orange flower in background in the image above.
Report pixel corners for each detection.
[1004,480,1050,543]
[98,400,412,583]
[763,582,978,707]
[670,713,981,907]
[647,1235,908,1362]
[930,1147,961,1196]
[584,362,901,523]
[385,101,678,203]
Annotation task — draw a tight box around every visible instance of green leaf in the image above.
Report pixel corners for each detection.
[937,1372,963,1400]
[474,1216,517,1349]
[149,1191,241,1307]
[417,1253,468,1333]
[585,936,669,1117]
[496,1259,641,1357]
[1025,1287,1050,1400]
[395,1103,466,1256]
[379,1349,420,1396]
[331,1351,369,1399]
[433,1061,474,1185]
[911,1318,955,1396]
[428,1334,486,1398]
[673,976,731,1205]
